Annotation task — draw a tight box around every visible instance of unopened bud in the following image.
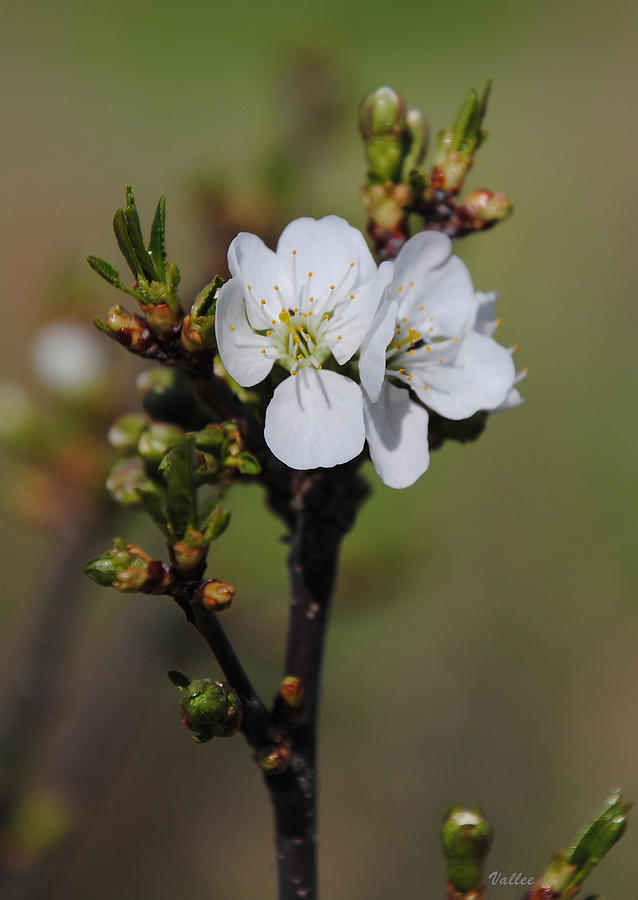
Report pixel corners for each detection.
[136,367,176,397]
[171,524,207,573]
[462,189,512,223]
[105,305,148,350]
[137,422,184,465]
[259,745,291,774]
[196,579,235,612]
[359,86,408,182]
[180,276,221,353]
[105,457,151,507]
[107,414,148,451]
[141,301,178,338]
[361,182,410,231]
[279,675,304,709]
[359,86,406,138]
[173,676,242,742]
[84,538,154,592]
[431,147,473,193]
[441,806,493,893]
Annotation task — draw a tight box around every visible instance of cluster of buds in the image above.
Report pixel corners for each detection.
[168,671,242,742]
[359,84,513,257]
[104,419,257,574]
[84,538,173,594]
[441,806,492,898]
[90,187,221,366]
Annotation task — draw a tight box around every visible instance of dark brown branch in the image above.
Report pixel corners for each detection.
[171,584,276,755]
[264,464,370,900]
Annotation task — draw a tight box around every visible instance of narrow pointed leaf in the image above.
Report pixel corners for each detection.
[113,208,141,278]
[167,670,191,689]
[122,187,158,282]
[87,256,120,287]
[124,200,158,283]
[148,195,166,281]
[451,88,478,150]
[87,255,140,298]
[93,316,110,334]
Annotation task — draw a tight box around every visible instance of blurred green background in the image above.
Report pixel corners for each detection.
[1,0,637,897]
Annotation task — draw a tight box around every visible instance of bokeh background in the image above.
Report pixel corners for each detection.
[1,0,637,897]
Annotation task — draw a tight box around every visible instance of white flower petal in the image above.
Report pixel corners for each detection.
[363,382,430,489]
[391,231,476,336]
[215,279,275,387]
[325,260,394,365]
[359,294,398,402]
[474,290,499,336]
[411,331,516,420]
[264,367,365,469]
[493,387,524,412]
[276,216,378,312]
[228,232,291,329]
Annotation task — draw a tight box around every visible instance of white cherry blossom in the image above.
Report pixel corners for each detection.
[215,216,392,469]
[359,231,516,489]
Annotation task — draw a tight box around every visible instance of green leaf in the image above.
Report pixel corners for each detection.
[87,255,120,287]
[192,274,224,318]
[202,506,231,543]
[87,255,139,298]
[567,791,632,884]
[113,208,142,278]
[451,88,478,151]
[167,670,191,689]
[225,451,260,475]
[93,316,110,335]
[159,434,197,541]
[148,196,167,282]
[124,187,158,282]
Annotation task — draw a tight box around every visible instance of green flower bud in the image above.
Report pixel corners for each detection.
[359,86,408,182]
[136,367,177,396]
[105,457,151,507]
[107,414,148,451]
[176,677,242,742]
[441,806,492,893]
[137,422,184,465]
[359,86,407,138]
[84,538,153,592]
